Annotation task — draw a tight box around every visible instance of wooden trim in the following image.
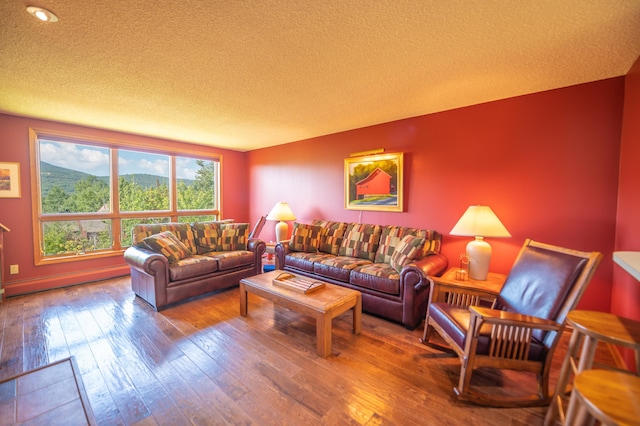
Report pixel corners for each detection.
[28,127,222,264]
[2,264,130,297]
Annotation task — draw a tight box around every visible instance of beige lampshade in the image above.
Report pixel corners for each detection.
[450,205,511,238]
[266,202,296,221]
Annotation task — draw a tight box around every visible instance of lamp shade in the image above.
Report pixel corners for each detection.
[450,205,510,281]
[450,205,511,238]
[266,202,296,221]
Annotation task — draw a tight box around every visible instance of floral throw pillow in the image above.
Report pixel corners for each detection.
[390,235,425,273]
[143,231,192,264]
[289,222,322,253]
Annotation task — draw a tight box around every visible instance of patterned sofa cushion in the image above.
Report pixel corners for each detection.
[350,263,401,295]
[289,222,322,253]
[192,222,222,254]
[133,223,197,254]
[390,235,425,273]
[168,255,218,281]
[312,220,347,255]
[420,229,442,257]
[143,231,192,264]
[375,226,441,263]
[339,223,382,261]
[219,223,249,251]
[285,252,333,272]
[314,256,372,282]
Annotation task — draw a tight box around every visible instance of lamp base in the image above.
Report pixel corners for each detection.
[274,221,289,243]
[466,237,492,280]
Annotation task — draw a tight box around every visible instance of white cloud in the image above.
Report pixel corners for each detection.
[40,141,110,175]
[137,158,169,176]
[176,158,197,180]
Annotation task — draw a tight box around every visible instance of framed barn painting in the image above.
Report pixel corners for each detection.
[344,152,403,212]
[0,162,20,198]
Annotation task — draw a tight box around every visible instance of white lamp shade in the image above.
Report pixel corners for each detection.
[450,205,510,280]
[266,202,296,243]
[450,205,511,238]
[266,202,296,221]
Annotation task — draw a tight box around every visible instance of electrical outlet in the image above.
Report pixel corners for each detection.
[10,264,18,274]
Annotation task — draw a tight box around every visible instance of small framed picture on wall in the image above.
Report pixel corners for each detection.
[0,162,21,198]
[344,152,403,212]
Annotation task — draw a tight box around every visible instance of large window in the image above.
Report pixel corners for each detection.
[30,129,220,264]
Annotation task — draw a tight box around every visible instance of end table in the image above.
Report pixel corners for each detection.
[420,267,506,344]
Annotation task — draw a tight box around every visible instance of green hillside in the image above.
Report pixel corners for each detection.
[40,162,194,196]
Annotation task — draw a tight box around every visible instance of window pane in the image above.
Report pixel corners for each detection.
[39,140,110,214]
[176,157,218,211]
[178,215,217,223]
[118,150,169,212]
[42,220,111,255]
[120,217,170,247]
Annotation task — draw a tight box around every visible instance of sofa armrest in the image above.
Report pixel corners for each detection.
[405,253,449,289]
[274,241,291,270]
[247,238,266,274]
[123,245,169,276]
[398,253,448,329]
[247,238,266,255]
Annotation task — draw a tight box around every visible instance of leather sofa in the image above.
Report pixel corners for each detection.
[124,221,265,310]
[275,220,448,329]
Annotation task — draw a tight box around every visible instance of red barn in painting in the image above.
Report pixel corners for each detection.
[355,168,392,199]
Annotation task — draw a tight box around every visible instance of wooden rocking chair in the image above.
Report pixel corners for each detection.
[422,239,602,407]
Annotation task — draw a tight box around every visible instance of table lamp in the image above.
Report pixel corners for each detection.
[450,205,511,280]
[266,202,296,243]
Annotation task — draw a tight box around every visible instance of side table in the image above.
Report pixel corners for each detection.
[420,267,506,344]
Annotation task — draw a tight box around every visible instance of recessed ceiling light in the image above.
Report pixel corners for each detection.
[26,6,59,22]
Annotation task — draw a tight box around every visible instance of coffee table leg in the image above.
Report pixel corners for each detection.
[239,282,248,316]
[353,294,362,335]
[317,314,332,357]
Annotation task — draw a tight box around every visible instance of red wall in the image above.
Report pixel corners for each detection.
[248,78,625,312]
[613,56,640,369]
[0,113,249,296]
[0,76,629,316]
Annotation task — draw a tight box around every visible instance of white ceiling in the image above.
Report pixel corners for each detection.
[1,1,639,152]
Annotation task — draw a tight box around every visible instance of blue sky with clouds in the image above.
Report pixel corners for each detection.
[40,140,205,180]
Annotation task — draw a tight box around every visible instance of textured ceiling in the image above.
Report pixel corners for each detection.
[1,1,639,151]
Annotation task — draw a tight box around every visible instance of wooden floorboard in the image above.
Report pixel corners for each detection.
[0,276,621,425]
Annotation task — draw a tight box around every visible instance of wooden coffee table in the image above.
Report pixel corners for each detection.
[239,270,362,357]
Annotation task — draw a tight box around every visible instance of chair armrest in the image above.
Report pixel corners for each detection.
[467,306,563,361]
[429,280,500,309]
[469,306,561,331]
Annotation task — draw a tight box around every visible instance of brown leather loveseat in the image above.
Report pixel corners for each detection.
[124,221,265,310]
[275,220,448,329]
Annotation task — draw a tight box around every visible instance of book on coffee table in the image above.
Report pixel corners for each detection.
[272,272,326,294]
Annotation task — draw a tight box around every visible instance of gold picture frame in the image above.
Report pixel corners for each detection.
[344,152,403,212]
[0,162,21,198]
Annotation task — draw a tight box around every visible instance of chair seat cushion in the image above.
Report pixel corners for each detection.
[429,302,546,361]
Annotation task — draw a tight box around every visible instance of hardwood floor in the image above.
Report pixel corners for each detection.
[0,277,620,425]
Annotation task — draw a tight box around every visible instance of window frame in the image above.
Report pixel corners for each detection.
[29,127,222,265]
